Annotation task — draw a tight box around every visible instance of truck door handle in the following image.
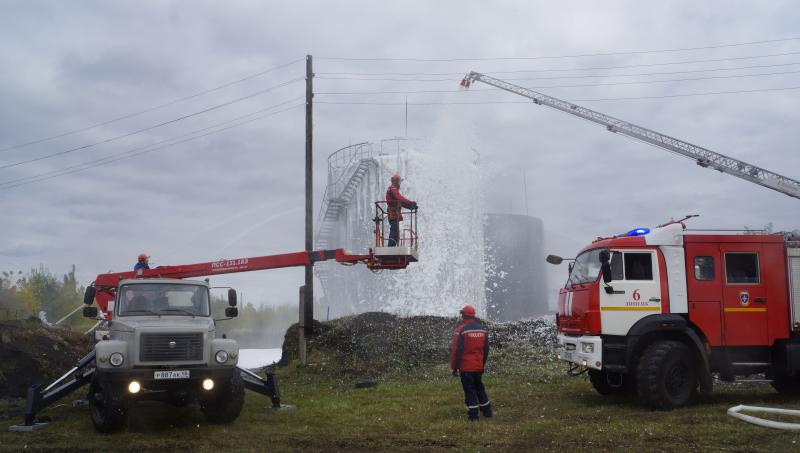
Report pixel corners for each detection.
[649,297,661,302]
[755,297,767,303]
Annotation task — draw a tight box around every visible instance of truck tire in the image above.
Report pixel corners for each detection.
[589,369,634,395]
[200,371,245,424]
[88,377,129,433]
[771,374,800,395]
[636,340,698,410]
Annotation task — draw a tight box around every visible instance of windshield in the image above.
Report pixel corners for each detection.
[118,284,210,317]
[567,248,606,286]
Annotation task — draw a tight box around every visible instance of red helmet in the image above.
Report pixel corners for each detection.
[391,174,402,182]
[137,253,149,261]
[460,305,476,317]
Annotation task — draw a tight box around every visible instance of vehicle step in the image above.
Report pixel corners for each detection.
[731,362,772,367]
[733,379,773,383]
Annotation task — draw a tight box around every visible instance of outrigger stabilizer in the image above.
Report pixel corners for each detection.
[10,351,282,431]
[10,351,97,431]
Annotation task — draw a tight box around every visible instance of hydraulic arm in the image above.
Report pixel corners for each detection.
[461,71,800,200]
[90,247,412,318]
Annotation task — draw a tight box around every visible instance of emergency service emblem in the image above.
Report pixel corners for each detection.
[739,290,750,306]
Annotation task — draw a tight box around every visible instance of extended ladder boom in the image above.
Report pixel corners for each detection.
[462,71,800,200]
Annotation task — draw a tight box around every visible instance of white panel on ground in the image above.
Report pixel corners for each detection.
[238,348,282,369]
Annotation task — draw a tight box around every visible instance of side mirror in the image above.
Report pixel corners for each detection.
[598,250,613,284]
[83,306,98,318]
[601,262,613,284]
[228,289,238,307]
[546,255,564,265]
[225,307,238,318]
[83,286,96,305]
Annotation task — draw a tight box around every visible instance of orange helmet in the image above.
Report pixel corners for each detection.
[460,305,476,317]
[390,174,402,182]
[137,253,149,261]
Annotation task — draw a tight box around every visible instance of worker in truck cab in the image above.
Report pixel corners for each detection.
[450,305,492,421]
[385,174,417,246]
[134,253,150,271]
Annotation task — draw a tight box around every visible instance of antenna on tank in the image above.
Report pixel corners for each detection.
[405,96,408,138]
[522,170,530,216]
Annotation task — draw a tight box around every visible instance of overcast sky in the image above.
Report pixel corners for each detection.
[1,1,798,311]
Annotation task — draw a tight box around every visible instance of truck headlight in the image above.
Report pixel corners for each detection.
[581,343,594,354]
[215,350,229,364]
[128,381,141,394]
[110,352,124,367]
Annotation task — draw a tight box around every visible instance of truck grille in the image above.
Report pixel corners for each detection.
[140,333,203,362]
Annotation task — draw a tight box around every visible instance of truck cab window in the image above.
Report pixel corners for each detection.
[694,256,715,280]
[624,253,653,280]
[725,253,760,284]
[567,248,605,285]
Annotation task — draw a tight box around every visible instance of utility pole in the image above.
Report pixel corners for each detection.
[304,54,314,337]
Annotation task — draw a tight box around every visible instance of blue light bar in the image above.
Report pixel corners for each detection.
[626,227,651,237]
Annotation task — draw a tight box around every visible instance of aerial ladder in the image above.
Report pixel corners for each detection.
[460,72,800,200]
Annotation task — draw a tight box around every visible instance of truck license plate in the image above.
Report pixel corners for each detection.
[154,370,190,380]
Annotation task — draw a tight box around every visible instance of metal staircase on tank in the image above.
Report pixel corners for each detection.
[315,142,381,292]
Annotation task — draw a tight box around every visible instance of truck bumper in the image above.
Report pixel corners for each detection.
[557,334,603,370]
[96,366,236,391]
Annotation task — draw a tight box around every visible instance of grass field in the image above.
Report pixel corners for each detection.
[2,361,800,452]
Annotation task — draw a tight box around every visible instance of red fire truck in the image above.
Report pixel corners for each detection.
[460,72,800,409]
[548,220,800,409]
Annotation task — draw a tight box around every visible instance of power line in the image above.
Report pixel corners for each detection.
[0,58,304,153]
[316,69,800,94]
[319,61,800,78]
[503,62,800,81]
[568,85,800,101]
[318,37,800,62]
[0,102,304,190]
[315,84,800,105]
[317,50,800,81]
[316,61,800,83]
[0,78,303,170]
[318,100,533,106]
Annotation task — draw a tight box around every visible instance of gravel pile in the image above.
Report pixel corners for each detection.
[279,312,557,377]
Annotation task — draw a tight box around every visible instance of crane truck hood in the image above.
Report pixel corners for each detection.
[111,316,215,332]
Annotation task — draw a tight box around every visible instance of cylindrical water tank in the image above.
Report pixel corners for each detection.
[484,213,549,321]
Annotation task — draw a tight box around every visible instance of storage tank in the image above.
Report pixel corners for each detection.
[484,213,549,321]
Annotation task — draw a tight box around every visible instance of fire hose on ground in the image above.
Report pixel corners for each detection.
[727,405,800,430]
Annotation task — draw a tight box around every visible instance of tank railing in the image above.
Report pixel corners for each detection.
[327,142,372,184]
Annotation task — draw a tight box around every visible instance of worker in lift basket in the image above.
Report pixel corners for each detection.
[385,174,417,246]
[134,253,150,271]
[450,305,492,421]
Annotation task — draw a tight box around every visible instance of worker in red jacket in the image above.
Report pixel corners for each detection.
[450,305,492,421]
[385,174,417,246]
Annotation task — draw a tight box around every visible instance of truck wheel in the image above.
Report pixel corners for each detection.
[88,377,129,433]
[636,341,698,410]
[589,369,634,395]
[200,372,245,424]
[771,374,800,395]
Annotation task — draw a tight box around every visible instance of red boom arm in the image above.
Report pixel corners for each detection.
[92,249,371,318]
